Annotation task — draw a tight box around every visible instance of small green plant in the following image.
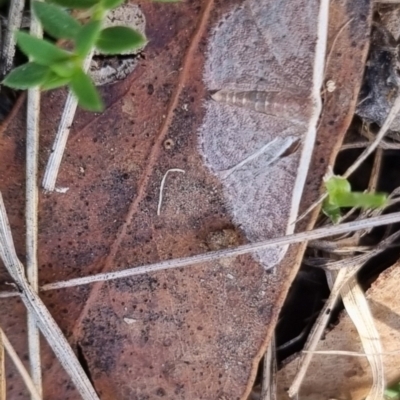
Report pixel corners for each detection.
[322,175,388,223]
[2,0,149,111]
[385,382,400,399]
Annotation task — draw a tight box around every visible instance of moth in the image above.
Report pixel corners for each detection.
[199,0,329,270]
[211,90,311,124]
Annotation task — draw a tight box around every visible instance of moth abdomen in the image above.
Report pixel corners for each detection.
[211,90,310,123]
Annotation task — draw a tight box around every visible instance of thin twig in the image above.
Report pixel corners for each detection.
[26,2,43,396]
[341,141,400,151]
[42,52,93,192]
[289,230,399,397]
[297,92,400,222]
[345,94,400,178]
[288,267,358,397]
[1,0,25,75]
[340,277,384,400]
[0,291,19,298]
[303,349,400,357]
[341,150,385,400]
[40,211,400,291]
[157,169,185,215]
[261,335,277,400]
[307,231,400,269]
[277,327,309,352]
[0,192,100,400]
[0,328,41,400]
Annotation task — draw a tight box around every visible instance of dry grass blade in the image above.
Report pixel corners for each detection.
[0,328,41,400]
[1,0,25,75]
[0,291,19,298]
[340,276,384,400]
[288,230,400,397]
[344,93,400,179]
[261,335,277,400]
[303,349,400,357]
[288,265,360,398]
[307,231,400,269]
[42,52,94,192]
[341,141,400,150]
[26,1,43,395]
[40,211,400,291]
[0,192,100,400]
[297,92,400,222]
[0,331,4,400]
[335,148,385,400]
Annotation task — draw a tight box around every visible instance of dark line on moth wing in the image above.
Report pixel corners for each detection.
[279,139,301,158]
[208,90,219,100]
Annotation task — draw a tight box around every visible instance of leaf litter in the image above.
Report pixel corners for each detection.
[2,0,400,399]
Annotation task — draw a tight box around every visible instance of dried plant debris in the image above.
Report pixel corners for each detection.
[277,260,400,400]
[89,4,146,86]
[356,9,400,132]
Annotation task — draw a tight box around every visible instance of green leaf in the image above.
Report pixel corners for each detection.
[96,26,146,54]
[47,0,100,9]
[100,0,124,9]
[385,387,400,400]
[324,176,351,196]
[329,191,387,209]
[16,31,71,65]
[41,72,71,90]
[75,20,102,57]
[49,59,77,78]
[70,69,103,111]
[33,1,81,40]
[323,175,388,223]
[3,62,51,89]
[322,201,341,224]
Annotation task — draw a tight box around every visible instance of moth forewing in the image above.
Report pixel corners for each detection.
[199,0,329,270]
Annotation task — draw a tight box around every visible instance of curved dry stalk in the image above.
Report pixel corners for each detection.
[157,169,185,215]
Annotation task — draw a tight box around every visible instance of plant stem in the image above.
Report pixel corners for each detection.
[26,1,43,396]
[42,52,94,191]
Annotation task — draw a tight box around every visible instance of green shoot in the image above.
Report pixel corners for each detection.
[2,0,151,111]
[385,382,400,399]
[322,175,388,223]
